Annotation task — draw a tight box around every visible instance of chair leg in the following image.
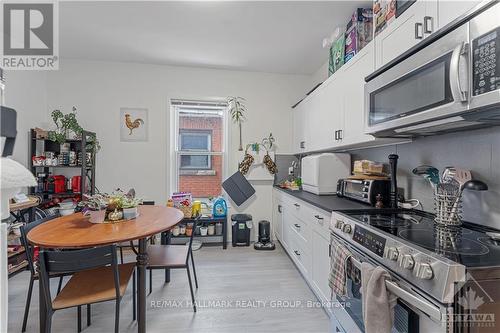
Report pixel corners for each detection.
[132,269,136,321]
[114,300,120,333]
[186,266,196,312]
[77,306,82,333]
[22,277,34,332]
[119,246,124,264]
[57,276,63,294]
[87,304,91,326]
[190,251,198,289]
[148,268,152,295]
[46,312,53,333]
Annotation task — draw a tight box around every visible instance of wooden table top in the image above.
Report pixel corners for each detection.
[27,205,184,249]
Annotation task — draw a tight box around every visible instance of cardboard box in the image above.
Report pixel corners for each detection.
[329,35,345,76]
[344,8,373,63]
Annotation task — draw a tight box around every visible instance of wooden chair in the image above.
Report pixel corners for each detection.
[147,216,200,312]
[20,215,70,332]
[38,245,135,333]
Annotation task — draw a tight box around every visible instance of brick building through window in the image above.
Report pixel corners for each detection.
[172,102,226,198]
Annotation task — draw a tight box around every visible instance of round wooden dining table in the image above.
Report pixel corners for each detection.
[28,205,184,333]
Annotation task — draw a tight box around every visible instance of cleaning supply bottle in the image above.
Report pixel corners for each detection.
[212,197,227,217]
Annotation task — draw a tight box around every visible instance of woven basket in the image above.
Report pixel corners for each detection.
[179,205,192,219]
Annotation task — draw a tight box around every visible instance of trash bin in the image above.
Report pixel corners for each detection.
[231,214,252,246]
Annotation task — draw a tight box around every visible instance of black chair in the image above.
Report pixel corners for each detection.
[20,215,70,332]
[147,216,200,312]
[38,245,135,333]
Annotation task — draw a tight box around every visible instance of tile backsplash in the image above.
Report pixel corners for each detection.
[350,127,500,230]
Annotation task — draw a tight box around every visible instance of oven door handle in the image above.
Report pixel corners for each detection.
[450,42,469,103]
[349,256,443,322]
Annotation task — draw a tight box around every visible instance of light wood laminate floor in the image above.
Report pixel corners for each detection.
[8,243,329,332]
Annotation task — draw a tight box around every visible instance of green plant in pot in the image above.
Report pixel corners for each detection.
[48,106,101,153]
[227,96,246,151]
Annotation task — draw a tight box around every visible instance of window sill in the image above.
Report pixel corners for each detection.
[179,169,216,176]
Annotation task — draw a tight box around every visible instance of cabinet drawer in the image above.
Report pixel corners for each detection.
[283,196,307,221]
[289,236,311,278]
[289,215,311,244]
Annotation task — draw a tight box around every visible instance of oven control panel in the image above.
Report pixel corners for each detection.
[352,225,386,257]
[472,26,500,96]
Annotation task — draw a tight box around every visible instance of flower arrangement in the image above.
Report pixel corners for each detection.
[81,189,142,222]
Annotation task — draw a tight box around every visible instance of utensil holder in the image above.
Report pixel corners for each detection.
[434,224,462,250]
[434,192,463,227]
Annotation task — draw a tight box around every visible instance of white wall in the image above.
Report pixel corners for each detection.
[43,59,308,233]
[4,70,48,166]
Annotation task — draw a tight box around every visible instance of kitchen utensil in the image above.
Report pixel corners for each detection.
[462,180,488,191]
[444,167,472,188]
[412,165,440,189]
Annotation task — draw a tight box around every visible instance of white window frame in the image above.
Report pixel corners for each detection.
[179,130,212,170]
[169,100,228,198]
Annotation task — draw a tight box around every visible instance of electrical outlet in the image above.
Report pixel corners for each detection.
[288,166,294,175]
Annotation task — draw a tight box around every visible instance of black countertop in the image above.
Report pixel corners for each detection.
[274,186,371,212]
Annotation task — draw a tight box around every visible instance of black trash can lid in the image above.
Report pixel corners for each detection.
[231,214,252,222]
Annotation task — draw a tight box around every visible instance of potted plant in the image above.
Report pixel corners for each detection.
[48,107,101,152]
[227,97,246,151]
[80,190,142,222]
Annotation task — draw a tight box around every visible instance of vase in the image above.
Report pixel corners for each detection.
[123,207,138,219]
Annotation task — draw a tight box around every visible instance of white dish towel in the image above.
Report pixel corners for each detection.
[361,262,398,333]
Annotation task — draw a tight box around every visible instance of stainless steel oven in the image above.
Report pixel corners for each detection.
[330,232,450,333]
[365,2,500,138]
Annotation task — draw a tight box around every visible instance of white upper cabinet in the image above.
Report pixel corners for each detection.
[437,1,481,28]
[292,99,309,152]
[375,0,437,69]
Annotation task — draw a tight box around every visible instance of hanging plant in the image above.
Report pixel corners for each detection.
[48,106,100,152]
[227,96,246,151]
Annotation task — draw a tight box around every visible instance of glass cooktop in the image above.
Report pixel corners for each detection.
[346,210,500,268]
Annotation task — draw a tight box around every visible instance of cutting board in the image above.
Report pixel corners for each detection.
[348,174,390,180]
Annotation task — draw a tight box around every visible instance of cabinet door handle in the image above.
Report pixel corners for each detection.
[314,215,324,220]
[294,250,301,256]
[329,244,331,257]
[338,129,343,140]
[278,205,282,213]
[294,223,301,229]
[334,130,338,141]
[294,203,300,208]
[415,22,423,39]
[300,141,305,149]
[424,16,433,34]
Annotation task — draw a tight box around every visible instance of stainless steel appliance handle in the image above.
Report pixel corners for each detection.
[424,16,434,34]
[348,256,443,322]
[415,22,424,39]
[450,42,468,102]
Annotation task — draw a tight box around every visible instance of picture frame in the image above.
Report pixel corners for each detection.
[120,107,148,142]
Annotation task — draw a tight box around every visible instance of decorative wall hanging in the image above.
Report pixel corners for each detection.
[227,96,246,151]
[238,143,277,176]
[120,107,148,142]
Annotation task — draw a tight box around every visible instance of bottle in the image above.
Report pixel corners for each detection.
[166,199,174,207]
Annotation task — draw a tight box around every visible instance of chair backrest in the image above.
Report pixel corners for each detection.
[20,215,59,276]
[141,201,155,205]
[38,245,119,312]
[185,215,201,264]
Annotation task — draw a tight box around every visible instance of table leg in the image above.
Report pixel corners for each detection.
[163,231,171,283]
[136,238,148,333]
[38,268,47,333]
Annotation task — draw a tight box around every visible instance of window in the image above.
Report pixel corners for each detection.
[171,100,227,198]
[179,131,212,169]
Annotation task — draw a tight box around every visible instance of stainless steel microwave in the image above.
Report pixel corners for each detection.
[365,2,500,137]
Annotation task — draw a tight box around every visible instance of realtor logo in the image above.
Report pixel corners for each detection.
[1,1,59,70]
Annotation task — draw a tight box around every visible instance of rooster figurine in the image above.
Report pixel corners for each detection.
[124,113,144,135]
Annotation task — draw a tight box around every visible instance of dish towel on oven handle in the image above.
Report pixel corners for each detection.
[328,235,352,297]
[361,262,398,333]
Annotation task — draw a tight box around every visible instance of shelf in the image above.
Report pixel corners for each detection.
[172,234,223,239]
[8,247,25,259]
[35,191,81,196]
[32,165,92,169]
[8,260,28,276]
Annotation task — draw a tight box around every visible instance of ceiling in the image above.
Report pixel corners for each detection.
[59,1,370,75]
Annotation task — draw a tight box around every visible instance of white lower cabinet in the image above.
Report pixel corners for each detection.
[272,189,334,316]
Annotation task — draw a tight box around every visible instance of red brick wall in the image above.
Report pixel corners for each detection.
[178,115,223,198]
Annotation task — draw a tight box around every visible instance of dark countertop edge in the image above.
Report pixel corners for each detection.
[365,0,497,82]
[273,186,370,212]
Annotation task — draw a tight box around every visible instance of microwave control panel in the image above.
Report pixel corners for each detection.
[472,26,500,96]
